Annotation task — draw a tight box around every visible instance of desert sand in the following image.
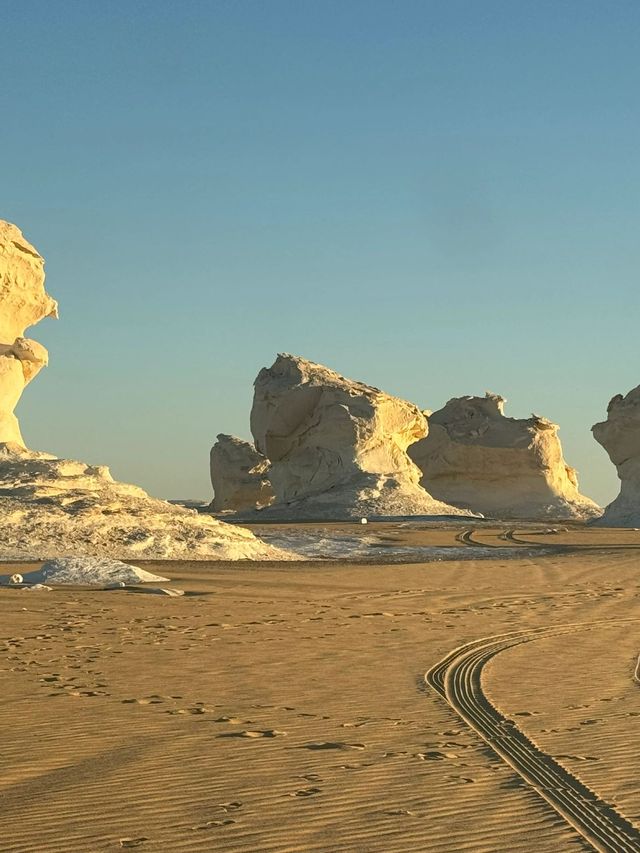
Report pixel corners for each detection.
[1,523,639,852]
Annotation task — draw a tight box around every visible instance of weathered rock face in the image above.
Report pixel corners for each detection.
[0,221,292,561]
[592,386,640,526]
[408,393,601,520]
[210,434,274,512]
[0,222,58,444]
[249,354,475,519]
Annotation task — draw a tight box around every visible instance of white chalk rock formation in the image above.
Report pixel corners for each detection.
[0,222,58,444]
[0,556,170,587]
[0,220,293,561]
[249,354,475,519]
[592,386,640,526]
[0,442,293,560]
[408,393,600,520]
[210,434,274,512]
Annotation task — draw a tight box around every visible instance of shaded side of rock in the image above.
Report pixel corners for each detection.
[592,385,640,526]
[209,434,274,512]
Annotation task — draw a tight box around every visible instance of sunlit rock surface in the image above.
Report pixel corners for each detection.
[249,353,475,519]
[592,386,640,526]
[210,433,274,512]
[408,393,600,520]
[0,221,58,444]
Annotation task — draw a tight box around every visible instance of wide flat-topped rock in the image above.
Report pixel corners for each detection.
[210,434,274,512]
[408,392,600,520]
[249,354,475,519]
[592,386,640,526]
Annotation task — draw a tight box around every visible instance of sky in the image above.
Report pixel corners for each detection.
[2,0,639,504]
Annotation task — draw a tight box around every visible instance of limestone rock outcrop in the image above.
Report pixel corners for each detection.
[592,386,640,526]
[0,222,58,445]
[0,220,292,561]
[408,393,600,520]
[210,434,274,512]
[249,353,475,519]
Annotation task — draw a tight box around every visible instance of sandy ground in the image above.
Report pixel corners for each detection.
[1,524,639,852]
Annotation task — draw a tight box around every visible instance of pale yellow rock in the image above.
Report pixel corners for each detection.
[210,434,274,512]
[592,386,640,526]
[408,393,601,520]
[0,221,57,445]
[250,354,475,519]
[0,221,58,341]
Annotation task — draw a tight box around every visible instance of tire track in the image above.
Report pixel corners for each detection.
[455,529,493,547]
[426,621,640,852]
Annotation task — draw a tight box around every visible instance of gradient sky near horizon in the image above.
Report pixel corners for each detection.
[2,1,639,504]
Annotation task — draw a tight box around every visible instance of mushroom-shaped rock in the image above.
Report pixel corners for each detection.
[408,393,600,520]
[249,354,475,519]
[592,385,640,526]
[0,222,58,445]
[210,434,274,512]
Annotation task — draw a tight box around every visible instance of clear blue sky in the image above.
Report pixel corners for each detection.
[3,1,638,504]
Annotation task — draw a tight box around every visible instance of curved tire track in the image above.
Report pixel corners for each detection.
[426,622,640,852]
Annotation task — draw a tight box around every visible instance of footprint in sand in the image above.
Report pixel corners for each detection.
[167,707,210,715]
[555,754,600,761]
[290,787,321,797]
[192,819,236,830]
[122,697,165,706]
[217,801,243,812]
[383,808,416,816]
[302,741,366,751]
[415,750,460,761]
[218,729,286,738]
[119,838,148,849]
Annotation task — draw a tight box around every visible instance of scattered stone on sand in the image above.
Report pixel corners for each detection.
[248,353,475,520]
[0,220,294,562]
[210,433,274,512]
[408,392,601,520]
[592,386,640,526]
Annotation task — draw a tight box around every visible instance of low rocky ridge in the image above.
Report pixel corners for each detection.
[592,386,640,526]
[408,393,600,520]
[247,353,476,520]
[210,433,274,512]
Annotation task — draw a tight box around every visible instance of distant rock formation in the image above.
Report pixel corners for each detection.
[249,353,475,519]
[0,222,58,445]
[408,392,600,520]
[0,220,292,561]
[210,433,274,512]
[592,386,640,526]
